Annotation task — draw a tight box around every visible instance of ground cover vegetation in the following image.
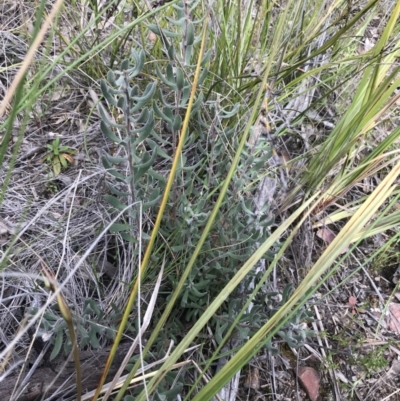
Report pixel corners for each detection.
[0,0,400,400]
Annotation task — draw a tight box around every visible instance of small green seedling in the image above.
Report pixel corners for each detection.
[44,137,76,175]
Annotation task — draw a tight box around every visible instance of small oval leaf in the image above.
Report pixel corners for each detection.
[186,22,195,46]
[50,330,63,361]
[175,68,185,90]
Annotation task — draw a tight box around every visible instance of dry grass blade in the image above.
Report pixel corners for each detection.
[101,260,164,401]
[0,201,136,365]
[81,360,192,401]
[0,0,65,117]
[295,160,400,299]
[39,261,82,401]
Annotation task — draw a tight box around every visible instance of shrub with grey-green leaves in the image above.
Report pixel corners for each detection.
[98,0,313,366]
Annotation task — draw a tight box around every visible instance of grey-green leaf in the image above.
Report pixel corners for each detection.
[50,330,63,361]
[103,153,127,165]
[99,106,125,129]
[201,50,211,66]
[153,101,173,123]
[104,195,127,211]
[166,64,175,84]
[167,44,175,60]
[131,81,157,104]
[148,24,181,38]
[106,70,117,86]
[143,188,161,210]
[147,138,172,160]
[172,114,182,131]
[180,85,191,106]
[198,68,208,85]
[88,326,100,348]
[219,102,240,118]
[135,113,154,135]
[134,151,157,180]
[135,107,149,124]
[185,45,193,65]
[186,22,195,46]
[132,114,154,145]
[130,49,145,77]
[110,223,132,233]
[190,91,204,114]
[166,16,186,27]
[148,169,167,183]
[175,67,185,90]
[117,96,126,109]
[100,80,117,107]
[120,59,129,70]
[120,232,137,242]
[106,182,130,197]
[100,121,122,144]
[156,65,176,88]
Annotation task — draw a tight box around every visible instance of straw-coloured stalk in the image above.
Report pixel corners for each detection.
[40,261,82,401]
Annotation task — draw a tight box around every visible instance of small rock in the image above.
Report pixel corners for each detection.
[297,366,320,401]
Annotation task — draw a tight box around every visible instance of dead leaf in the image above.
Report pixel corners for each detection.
[61,153,74,163]
[316,227,336,243]
[388,303,400,333]
[316,227,349,253]
[348,296,357,314]
[297,366,320,401]
[244,367,260,389]
[348,296,357,308]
